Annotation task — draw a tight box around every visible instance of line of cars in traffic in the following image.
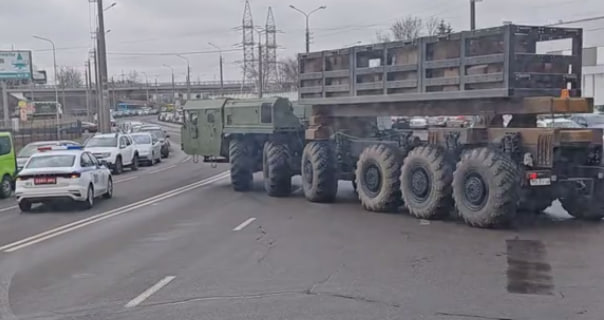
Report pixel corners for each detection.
[112,107,159,118]
[11,122,171,212]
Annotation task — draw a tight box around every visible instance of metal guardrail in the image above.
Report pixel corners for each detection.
[8,80,253,90]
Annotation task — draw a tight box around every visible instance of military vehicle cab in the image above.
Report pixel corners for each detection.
[182,97,305,196]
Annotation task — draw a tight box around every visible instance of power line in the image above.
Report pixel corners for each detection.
[107,48,240,56]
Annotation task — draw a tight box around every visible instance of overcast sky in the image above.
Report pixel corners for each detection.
[1,0,603,85]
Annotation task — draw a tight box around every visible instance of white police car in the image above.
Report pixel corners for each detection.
[15,145,113,212]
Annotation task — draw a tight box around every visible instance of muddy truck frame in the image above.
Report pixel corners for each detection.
[183,24,604,228]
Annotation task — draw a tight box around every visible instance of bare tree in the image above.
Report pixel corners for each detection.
[376,16,453,42]
[57,66,83,88]
[437,19,453,35]
[375,30,392,43]
[425,17,440,36]
[277,57,298,90]
[391,16,423,41]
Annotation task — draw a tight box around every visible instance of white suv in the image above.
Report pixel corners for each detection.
[84,133,139,174]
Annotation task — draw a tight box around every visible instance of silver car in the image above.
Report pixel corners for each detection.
[130,132,161,166]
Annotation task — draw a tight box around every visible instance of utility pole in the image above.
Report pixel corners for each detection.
[258,35,263,98]
[96,0,111,133]
[141,72,150,102]
[209,42,224,96]
[87,57,93,121]
[85,62,90,122]
[289,5,326,53]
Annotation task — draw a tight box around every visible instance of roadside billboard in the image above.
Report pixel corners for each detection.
[0,51,33,80]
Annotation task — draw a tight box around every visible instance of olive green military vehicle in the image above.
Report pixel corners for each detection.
[184,24,604,229]
[181,97,306,196]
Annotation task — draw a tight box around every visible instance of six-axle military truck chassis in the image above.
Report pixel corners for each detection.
[183,24,604,228]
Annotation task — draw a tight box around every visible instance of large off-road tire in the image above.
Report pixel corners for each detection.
[355,144,402,212]
[560,183,604,221]
[263,141,292,197]
[400,145,453,220]
[301,141,338,203]
[452,148,520,228]
[229,138,253,192]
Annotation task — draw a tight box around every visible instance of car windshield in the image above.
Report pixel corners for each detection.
[132,135,151,144]
[86,136,117,148]
[26,155,76,169]
[142,129,163,140]
[18,144,49,158]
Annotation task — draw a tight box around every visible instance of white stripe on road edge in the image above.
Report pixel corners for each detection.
[0,172,230,253]
[125,276,176,308]
[0,205,17,213]
[115,176,139,184]
[181,156,192,163]
[233,218,256,231]
[148,165,178,174]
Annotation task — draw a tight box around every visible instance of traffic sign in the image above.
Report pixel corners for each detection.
[0,51,32,80]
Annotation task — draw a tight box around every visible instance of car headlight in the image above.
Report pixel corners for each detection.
[100,152,112,158]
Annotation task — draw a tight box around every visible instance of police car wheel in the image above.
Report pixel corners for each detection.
[83,185,94,210]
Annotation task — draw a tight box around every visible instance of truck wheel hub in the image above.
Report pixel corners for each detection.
[464,173,487,208]
[410,167,430,200]
[363,164,382,195]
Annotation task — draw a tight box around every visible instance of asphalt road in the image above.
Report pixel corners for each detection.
[0,117,603,320]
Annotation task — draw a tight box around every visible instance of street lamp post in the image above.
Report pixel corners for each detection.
[208,42,224,96]
[289,5,326,53]
[176,55,191,101]
[470,0,483,30]
[163,64,175,103]
[33,35,60,139]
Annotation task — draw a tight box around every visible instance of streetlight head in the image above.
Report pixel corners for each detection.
[320,6,327,9]
[289,5,296,9]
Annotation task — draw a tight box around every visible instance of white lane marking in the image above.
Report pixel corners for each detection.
[181,156,191,163]
[419,219,431,225]
[233,218,256,231]
[125,276,176,308]
[148,165,177,174]
[0,206,17,213]
[115,176,139,184]
[0,172,230,253]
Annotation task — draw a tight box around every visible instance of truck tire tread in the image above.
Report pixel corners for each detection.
[452,147,520,228]
[355,144,402,212]
[230,139,253,192]
[263,141,292,197]
[401,145,453,219]
[302,141,338,203]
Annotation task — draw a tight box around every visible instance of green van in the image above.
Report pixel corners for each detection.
[0,132,16,198]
